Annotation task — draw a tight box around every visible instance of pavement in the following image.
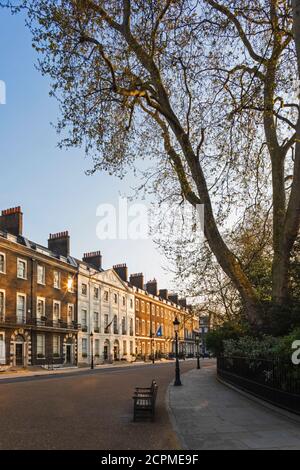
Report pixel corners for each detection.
[168,363,300,450]
[0,360,195,450]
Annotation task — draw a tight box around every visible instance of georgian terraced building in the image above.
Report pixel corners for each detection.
[0,206,198,369]
[77,260,135,365]
[0,208,78,367]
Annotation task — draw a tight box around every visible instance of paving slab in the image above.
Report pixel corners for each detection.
[167,364,300,450]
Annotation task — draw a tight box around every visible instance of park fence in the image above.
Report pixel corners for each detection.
[217,355,300,415]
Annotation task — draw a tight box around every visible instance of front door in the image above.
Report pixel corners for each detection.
[66,345,71,364]
[16,343,23,366]
[114,346,118,361]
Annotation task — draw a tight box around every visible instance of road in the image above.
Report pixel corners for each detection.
[0,360,196,450]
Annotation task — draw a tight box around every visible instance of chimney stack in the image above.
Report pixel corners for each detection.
[146,279,158,296]
[169,293,179,304]
[83,251,102,270]
[48,231,70,258]
[159,289,169,300]
[179,298,187,308]
[130,273,144,290]
[113,263,128,282]
[0,206,23,236]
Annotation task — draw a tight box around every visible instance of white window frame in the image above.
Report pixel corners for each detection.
[82,338,88,356]
[53,300,61,321]
[0,290,5,319]
[67,303,74,324]
[36,334,46,357]
[0,253,6,274]
[53,335,60,356]
[94,311,99,330]
[94,286,99,300]
[53,270,61,289]
[16,293,26,323]
[36,297,46,320]
[95,339,100,356]
[81,283,88,296]
[81,309,88,328]
[17,258,27,280]
[37,264,46,285]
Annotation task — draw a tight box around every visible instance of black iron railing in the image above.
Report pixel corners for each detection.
[217,356,300,415]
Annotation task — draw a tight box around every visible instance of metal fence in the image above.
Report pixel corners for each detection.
[217,356,300,415]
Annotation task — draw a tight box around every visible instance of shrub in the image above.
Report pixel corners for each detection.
[206,321,250,356]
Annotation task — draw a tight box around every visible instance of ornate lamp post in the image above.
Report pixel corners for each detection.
[195,332,201,369]
[173,317,182,386]
[90,331,94,370]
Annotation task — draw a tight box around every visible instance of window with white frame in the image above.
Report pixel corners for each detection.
[82,338,88,356]
[17,259,27,279]
[53,335,60,356]
[94,312,99,330]
[142,320,145,336]
[67,275,74,293]
[130,341,133,355]
[67,304,74,324]
[81,309,87,328]
[122,296,126,306]
[122,317,126,335]
[37,264,46,285]
[36,334,45,357]
[53,271,61,289]
[16,294,26,323]
[123,341,127,355]
[113,315,118,334]
[104,291,109,302]
[95,339,100,356]
[53,301,61,321]
[104,314,109,332]
[0,291,5,319]
[36,297,46,319]
[130,298,133,309]
[136,318,139,335]
[130,318,134,336]
[114,293,118,304]
[94,287,99,300]
[0,253,6,274]
[81,283,87,296]
[0,332,5,364]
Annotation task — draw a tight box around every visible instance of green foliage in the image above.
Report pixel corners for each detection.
[222,327,300,361]
[205,321,250,356]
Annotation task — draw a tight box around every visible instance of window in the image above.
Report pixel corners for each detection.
[113,315,118,334]
[53,335,60,356]
[36,334,45,357]
[37,265,45,285]
[67,275,74,293]
[141,301,145,313]
[94,312,99,331]
[94,287,99,300]
[142,320,146,336]
[0,253,6,274]
[147,321,150,336]
[81,309,87,328]
[114,293,118,304]
[17,294,26,323]
[17,259,27,279]
[130,341,133,355]
[123,341,127,355]
[122,317,126,335]
[53,301,61,321]
[36,297,45,319]
[95,339,100,356]
[135,318,139,335]
[147,303,150,314]
[104,291,109,302]
[0,291,5,319]
[81,283,87,296]
[53,271,61,289]
[135,299,139,311]
[122,296,126,306]
[130,318,133,336]
[152,321,155,335]
[67,304,74,324]
[82,338,88,356]
[130,299,133,309]
[104,314,109,332]
[0,332,5,364]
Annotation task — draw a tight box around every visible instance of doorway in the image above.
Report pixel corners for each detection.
[66,344,72,364]
[16,343,23,366]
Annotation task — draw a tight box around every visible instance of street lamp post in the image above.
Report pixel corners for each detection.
[173,317,182,386]
[90,332,94,370]
[195,332,201,369]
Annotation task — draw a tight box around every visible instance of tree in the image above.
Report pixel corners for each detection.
[5,0,300,325]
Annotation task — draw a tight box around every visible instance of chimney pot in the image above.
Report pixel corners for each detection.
[48,231,70,257]
[0,206,23,236]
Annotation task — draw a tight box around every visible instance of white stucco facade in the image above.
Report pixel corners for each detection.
[77,263,135,365]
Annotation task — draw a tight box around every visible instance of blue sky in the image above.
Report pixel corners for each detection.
[0,9,175,290]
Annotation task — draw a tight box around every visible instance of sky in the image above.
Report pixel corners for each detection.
[0,9,175,290]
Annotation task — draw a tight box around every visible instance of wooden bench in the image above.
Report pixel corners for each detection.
[133,380,158,422]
